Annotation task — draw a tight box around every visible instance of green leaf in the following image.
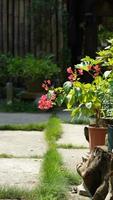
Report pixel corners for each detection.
[104,70,112,78]
[67,89,76,109]
[63,81,72,94]
[55,94,65,106]
[85,102,92,109]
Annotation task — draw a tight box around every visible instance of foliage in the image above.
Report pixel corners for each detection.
[38,80,66,110]
[0,54,60,88]
[98,25,113,48]
[0,54,11,86]
[7,54,60,80]
[0,99,38,113]
[38,39,113,126]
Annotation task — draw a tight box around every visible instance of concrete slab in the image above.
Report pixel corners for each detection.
[0,111,71,125]
[0,131,47,157]
[57,124,89,147]
[0,158,42,189]
[0,112,51,125]
[58,149,88,172]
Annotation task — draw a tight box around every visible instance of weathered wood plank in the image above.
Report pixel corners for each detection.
[0,0,65,61]
[0,0,3,52]
[51,10,57,57]
[30,0,35,55]
[19,0,24,56]
[58,0,63,59]
[3,0,8,53]
[55,0,59,61]
[8,0,13,54]
[14,0,19,56]
[24,0,29,54]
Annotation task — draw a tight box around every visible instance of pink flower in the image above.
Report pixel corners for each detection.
[78,69,83,75]
[47,80,51,85]
[93,65,101,73]
[42,80,51,91]
[93,72,99,78]
[50,93,56,101]
[67,67,73,74]
[40,95,47,101]
[45,100,53,109]
[38,95,53,110]
[68,74,76,81]
[42,83,49,91]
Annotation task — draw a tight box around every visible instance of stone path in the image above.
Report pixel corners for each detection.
[0,112,90,199]
[0,158,42,189]
[57,124,89,172]
[0,130,47,189]
[0,110,71,125]
[0,130,47,157]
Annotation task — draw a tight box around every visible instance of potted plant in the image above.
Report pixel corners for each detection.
[38,64,108,150]
[64,65,110,151]
[7,54,60,92]
[63,40,113,151]
[38,39,113,150]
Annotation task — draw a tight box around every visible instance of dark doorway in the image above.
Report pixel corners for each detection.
[68,0,113,64]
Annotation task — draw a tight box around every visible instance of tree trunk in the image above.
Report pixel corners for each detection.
[76,147,113,200]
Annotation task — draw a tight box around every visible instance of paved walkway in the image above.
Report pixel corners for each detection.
[0,130,47,189]
[0,112,90,199]
[0,110,72,124]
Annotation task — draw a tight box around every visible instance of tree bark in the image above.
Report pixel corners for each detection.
[77,147,113,200]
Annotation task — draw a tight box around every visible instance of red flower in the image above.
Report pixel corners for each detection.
[67,67,73,74]
[38,95,53,110]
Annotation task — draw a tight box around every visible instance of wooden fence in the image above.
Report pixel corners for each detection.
[0,0,67,60]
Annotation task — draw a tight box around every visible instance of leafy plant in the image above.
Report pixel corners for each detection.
[7,54,60,80]
[38,39,113,126]
[0,54,12,86]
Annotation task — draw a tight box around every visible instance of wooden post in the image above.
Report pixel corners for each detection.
[6,82,13,105]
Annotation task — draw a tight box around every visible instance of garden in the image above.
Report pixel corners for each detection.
[0,39,113,199]
[0,54,60,112]
[1,0,113,199]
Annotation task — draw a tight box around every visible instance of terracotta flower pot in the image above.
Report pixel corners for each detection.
[88,126,107,151]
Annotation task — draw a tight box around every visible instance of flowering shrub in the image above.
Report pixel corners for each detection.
[38,39,113,125]
[66,63,101,82]
[38,63,102,112]
[38,79,65,110]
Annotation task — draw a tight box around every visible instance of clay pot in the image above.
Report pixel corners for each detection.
[88,126,107,151]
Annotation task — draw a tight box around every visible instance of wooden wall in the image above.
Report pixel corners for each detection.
[0,0,67,60]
